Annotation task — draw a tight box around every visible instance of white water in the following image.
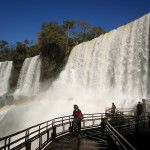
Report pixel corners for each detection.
[0,13,150,138]
[43,13,150,111]
[14,55,41,98]
[0,61,13,96]
[55,13,150,99]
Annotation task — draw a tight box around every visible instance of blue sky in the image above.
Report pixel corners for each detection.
[0,0,149,44]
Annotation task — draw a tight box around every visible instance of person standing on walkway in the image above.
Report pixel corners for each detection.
[136,101,143,118]
[73,104,83,136]
[111,102,116,116]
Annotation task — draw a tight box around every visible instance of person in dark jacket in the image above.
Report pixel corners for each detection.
[137,101,143,117]
[73,104,82,135]
[111,102,116,116]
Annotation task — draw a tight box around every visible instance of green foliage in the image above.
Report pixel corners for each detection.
[72,21,106,42]
[0,39,40,89]
[63,20,75,39]
[0,19,106,92]
[38,22,66,61]
[9,65,20,89]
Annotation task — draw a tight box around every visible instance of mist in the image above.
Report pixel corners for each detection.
[0,13,149,138]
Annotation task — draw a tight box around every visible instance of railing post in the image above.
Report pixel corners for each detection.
[25,130,31,150]
[7,138,11,150]
[25,139,31,150]
[148,113,150,127]
[38,126,42,149]
[47,129,49,142]
[83,116,85,128]
[100,117,107,135]
[52,125,56,141]
[4,138,7,150]
[92,114,94,126]
[62,118,65,132]
[69,117,73,133]
[100,118,104,134]
[46,122,49,143]
[121,112,124,124]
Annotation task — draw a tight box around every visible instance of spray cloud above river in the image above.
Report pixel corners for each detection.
[0,13,150,137]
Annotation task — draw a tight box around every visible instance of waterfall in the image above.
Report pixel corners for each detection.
[14,55,41,98]
[0,61,13,96]
[0,13,150,138]
[53,13,150,100]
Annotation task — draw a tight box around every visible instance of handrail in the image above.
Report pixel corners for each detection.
[0,111,149,150]
[0,113,105,150]
[106,121,136,150]
[106,112,150,150]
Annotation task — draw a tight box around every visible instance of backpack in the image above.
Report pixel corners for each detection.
[79,111,84,120]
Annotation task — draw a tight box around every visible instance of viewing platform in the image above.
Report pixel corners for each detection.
[0,108,150,150]
[45,127,107,150]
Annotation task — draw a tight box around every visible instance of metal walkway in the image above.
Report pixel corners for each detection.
[0,111,150,150]
[44,127,107,150]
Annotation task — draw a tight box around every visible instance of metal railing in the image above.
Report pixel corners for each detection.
[106,111,150,150]
[1,111,149,150]
[106,121,136,150]
[0,113,106,150]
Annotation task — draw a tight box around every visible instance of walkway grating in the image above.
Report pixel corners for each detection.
[44,127,107,150]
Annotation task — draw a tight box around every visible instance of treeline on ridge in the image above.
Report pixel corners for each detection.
[0,20,106,91]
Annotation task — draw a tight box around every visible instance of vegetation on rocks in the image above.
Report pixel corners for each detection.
[0,20,106,91]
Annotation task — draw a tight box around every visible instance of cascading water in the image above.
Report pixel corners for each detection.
[14,55,41,98]
[53,13,150,100]
[0,61,13,96]
[0,13,150,138]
